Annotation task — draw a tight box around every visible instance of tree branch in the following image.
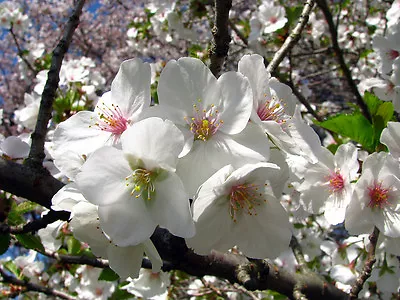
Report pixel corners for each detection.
[9,26,37,75]
[315,0,371,123]
[26,0,86,169]
[277,76,323,122]
[151,228,349,300]
[0,158,64,209]
[267,0,315,74]
[0,209,69,235]
[349,226,379,299]
[0,266,76,300]
[209,0,232,78]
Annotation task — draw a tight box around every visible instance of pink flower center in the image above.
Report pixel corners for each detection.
[185,102,223,141]
[367,181,391,209]
[327,170,345,194]
[92,102,128,135]
[229,183,266,222]
[269,16,278,24]
[388,49,399,60]
[257,95,287,123]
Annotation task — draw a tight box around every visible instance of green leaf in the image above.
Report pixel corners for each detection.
[7,201,25,226]
[4,260,19,277]
[98,267,120,282]
[67,236,82,255]
[15,233,45,252]
[363,91,394,150]
[364,91,381,116]
[0,233,10,255]
[15,201,38,215]
[108,287,134,300]
[315,112,375,152]
[285,6,303,28]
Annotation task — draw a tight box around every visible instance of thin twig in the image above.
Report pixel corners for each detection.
[41,249,110,268]
[349,226,380,299]
[278,76,323,122]
[228,19,248,46]
[316,0,372,123]
[209,0,232,78]
[0,210,70,235]
[0,266,76,300]
[267,0,315,74]
[26,0,86,169]
[9,26,37,74]
[290,235,309,274]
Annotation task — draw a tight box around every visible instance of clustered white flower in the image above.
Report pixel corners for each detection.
[32,52,398,291]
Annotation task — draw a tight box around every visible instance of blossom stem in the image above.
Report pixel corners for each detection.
[0,266,76,300]
[349,226,380,299]
[316,0,372,123]
[267,0,316,74]
[26,0,86,169]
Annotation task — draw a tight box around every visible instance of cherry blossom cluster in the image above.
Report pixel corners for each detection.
[30,53,396,295]
[1,0,400,298]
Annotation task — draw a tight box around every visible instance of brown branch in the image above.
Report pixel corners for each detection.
[0,266,76,300]
[151,228,349,300]
[26,0,86,169]
[0,158,64,209]
[0,209,69,235]
[290,235,309,274]
[278,76,323,122]
[267,0,315,74]
[0,156,350,298]
[315,0,371,123]
[41,249,109,268]
[209,0,232,78]
[349,226,380,299]
[228,19,248,46]
[9,26,37,74]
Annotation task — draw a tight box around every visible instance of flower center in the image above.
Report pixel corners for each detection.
[257,95,288,123]
[184,102,223,141]
[269,16,278,24]
[367,181,391,209]
[125,168,156,201]
[229,183,266,222]
[327,170,345,194]
[92,102,128,135]
[389,49,399,60]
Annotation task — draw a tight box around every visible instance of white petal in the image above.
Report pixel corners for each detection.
[218,71,252,135]
[148,172,195,238]
[76,146,132,206]
[143,239,163,273]
[38,220,64,252]
[381,122,400,159]
[187,193,233,255]
[158,58,219,115]
[53,111,111,157]
[51,183,85,212]
[238,54,271,108]
[110,58,151,119]
[98,197,157,247]
[233,195,291,259]
[69,201,109,258]
[345,191,375,235]
[121,118,184,171]
[107,243,144,279]
[0,136,30,159]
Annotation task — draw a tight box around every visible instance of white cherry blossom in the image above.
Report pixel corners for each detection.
[156,57,269,196]
[345,152,400,238]
[52,58,151,177]
[187,163,291,259]
[76,117,195,247]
